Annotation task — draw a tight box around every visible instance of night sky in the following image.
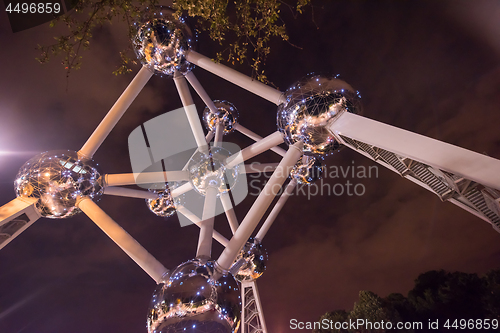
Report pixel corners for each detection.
[1,1,500,332]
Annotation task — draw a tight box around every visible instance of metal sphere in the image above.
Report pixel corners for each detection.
[187,147,238,196]
[232,239,268,282]
[290,156,323,185]
[133,7,195,76]
[277,74,362,156]
[146,187,176,218]
[14,150,102,219]
[203,100,239,135]
[147,259,241,333]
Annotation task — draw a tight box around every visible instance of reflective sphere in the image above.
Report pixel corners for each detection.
[146,187,176,218]
[147,259,241,333]
[188,147,238,196]
[290,156,323,185]
[277,74,362,156]
[14,150,102,219]
[203,100,239,135]
[133,7,195,75]
[232,239,268,282]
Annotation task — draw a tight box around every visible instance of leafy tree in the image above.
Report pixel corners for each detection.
[482,269,500,319]
[315,269,500,333]
[384,292,415,322]
[348,291,397,325]
[37,0,311,81]
[408,270,488,321]
[314,310,349,333]
[407,270,450,321]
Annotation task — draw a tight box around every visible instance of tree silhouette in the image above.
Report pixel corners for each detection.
[36,0,311,80]
[314,269,500,333]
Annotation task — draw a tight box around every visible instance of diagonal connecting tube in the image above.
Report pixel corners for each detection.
[255,178,298,241]
[216,141,303,272]
[173,72,207,151]
[234,124,287,157]
[225,131,284,169]
[220,192,239,235]
[176,204,229,247]
[77,197,169,283]
[185,50,284,105]
[196,186,217,259]
[79,66,153,160]
[184,71,218,114]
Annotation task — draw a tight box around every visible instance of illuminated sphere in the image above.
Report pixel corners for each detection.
[147,259,241,333]
[146,187,176,218]
[233,239,268,282]
[277,74,362,156]
[203,100,239,135]
[133,7,195,75]
[290,156,323,185]
[187,147,238,196]
[14,150,102,219]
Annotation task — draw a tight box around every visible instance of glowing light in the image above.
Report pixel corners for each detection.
[0,150,43,156]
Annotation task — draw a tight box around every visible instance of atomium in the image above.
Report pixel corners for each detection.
[187,146,239,197]
[203,100,239,135]
[133,6,195,75]
[231,239,268,282]
[147,259,241,333]
[277,74,362,156]
[2,7,500,333]
[14,150,102,219]
[290,155,323,185]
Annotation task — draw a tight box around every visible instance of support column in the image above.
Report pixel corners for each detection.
[241,280,268,333]
[0,197,40,250]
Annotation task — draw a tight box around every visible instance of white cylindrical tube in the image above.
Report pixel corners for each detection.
[104,171,188,187]
[225,131,284,169]
[206,129,215,143]
[185,71,218,114]
[214,122,224,147]
[216,141,303,271]
[220,192,239,234]
[173,73,207,149]
[173,71,194,106]
[185,51,284,105]
[177,205,229,247]
[171,182,193,198]
[77,197,168,283]
[103,187,159,200]
[234,124,286,157]
[196,187,217,259]
[255,178,297,241]
[79,66,153,159]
